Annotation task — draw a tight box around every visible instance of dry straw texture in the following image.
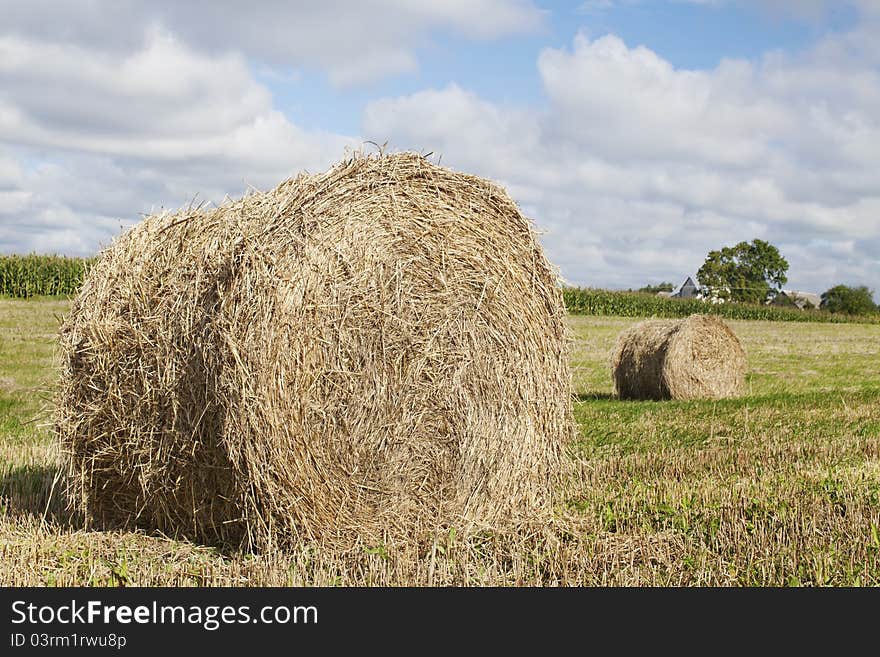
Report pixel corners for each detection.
[611,314,746,401]
[56,152,572,551]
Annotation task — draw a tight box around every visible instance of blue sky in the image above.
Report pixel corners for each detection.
[269,1,862,134]
[1,0,878,294]
[268,0,858,134]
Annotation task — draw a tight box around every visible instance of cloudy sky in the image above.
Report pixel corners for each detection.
[1,0,878,293]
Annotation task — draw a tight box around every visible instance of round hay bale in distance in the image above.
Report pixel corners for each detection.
[611,314,746,401]
[56,152,573,550]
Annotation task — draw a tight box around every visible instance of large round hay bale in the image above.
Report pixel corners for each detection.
[611,314,746,401]
[56,152,572,550]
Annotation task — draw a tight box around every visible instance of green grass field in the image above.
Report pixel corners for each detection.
[1,298,878,585]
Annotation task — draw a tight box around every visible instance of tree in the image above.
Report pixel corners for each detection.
[696,239,788,304]
[770,292,797,308]
[820,285,877,315]
[771,291,816,310]
[638,282,674,294]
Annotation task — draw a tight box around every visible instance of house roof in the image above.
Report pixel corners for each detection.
[780,290,821,308]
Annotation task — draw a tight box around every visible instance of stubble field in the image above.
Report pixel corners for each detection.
[1,298,878,585]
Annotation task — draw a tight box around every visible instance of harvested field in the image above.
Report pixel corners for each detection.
[1,300,879,585]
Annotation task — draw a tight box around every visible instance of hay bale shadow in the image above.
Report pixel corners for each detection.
[0,463,73,526]
[574,392,617,402]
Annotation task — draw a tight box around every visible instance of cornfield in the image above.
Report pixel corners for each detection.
[0,255,875,324]
[563,287,878,324]
[0,254,93,298]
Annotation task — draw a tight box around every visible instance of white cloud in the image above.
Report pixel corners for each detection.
[742,0,865,22]
[538,35,791,166]
[0,0,544,257]
[0,29,358,173]
[582,0,869,19]
[0,29,359,256]
[0,0,544,86]
[363,29,880,293]
[0,31,270,143]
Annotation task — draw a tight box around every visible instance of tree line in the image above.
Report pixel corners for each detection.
[637,239,877,316]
